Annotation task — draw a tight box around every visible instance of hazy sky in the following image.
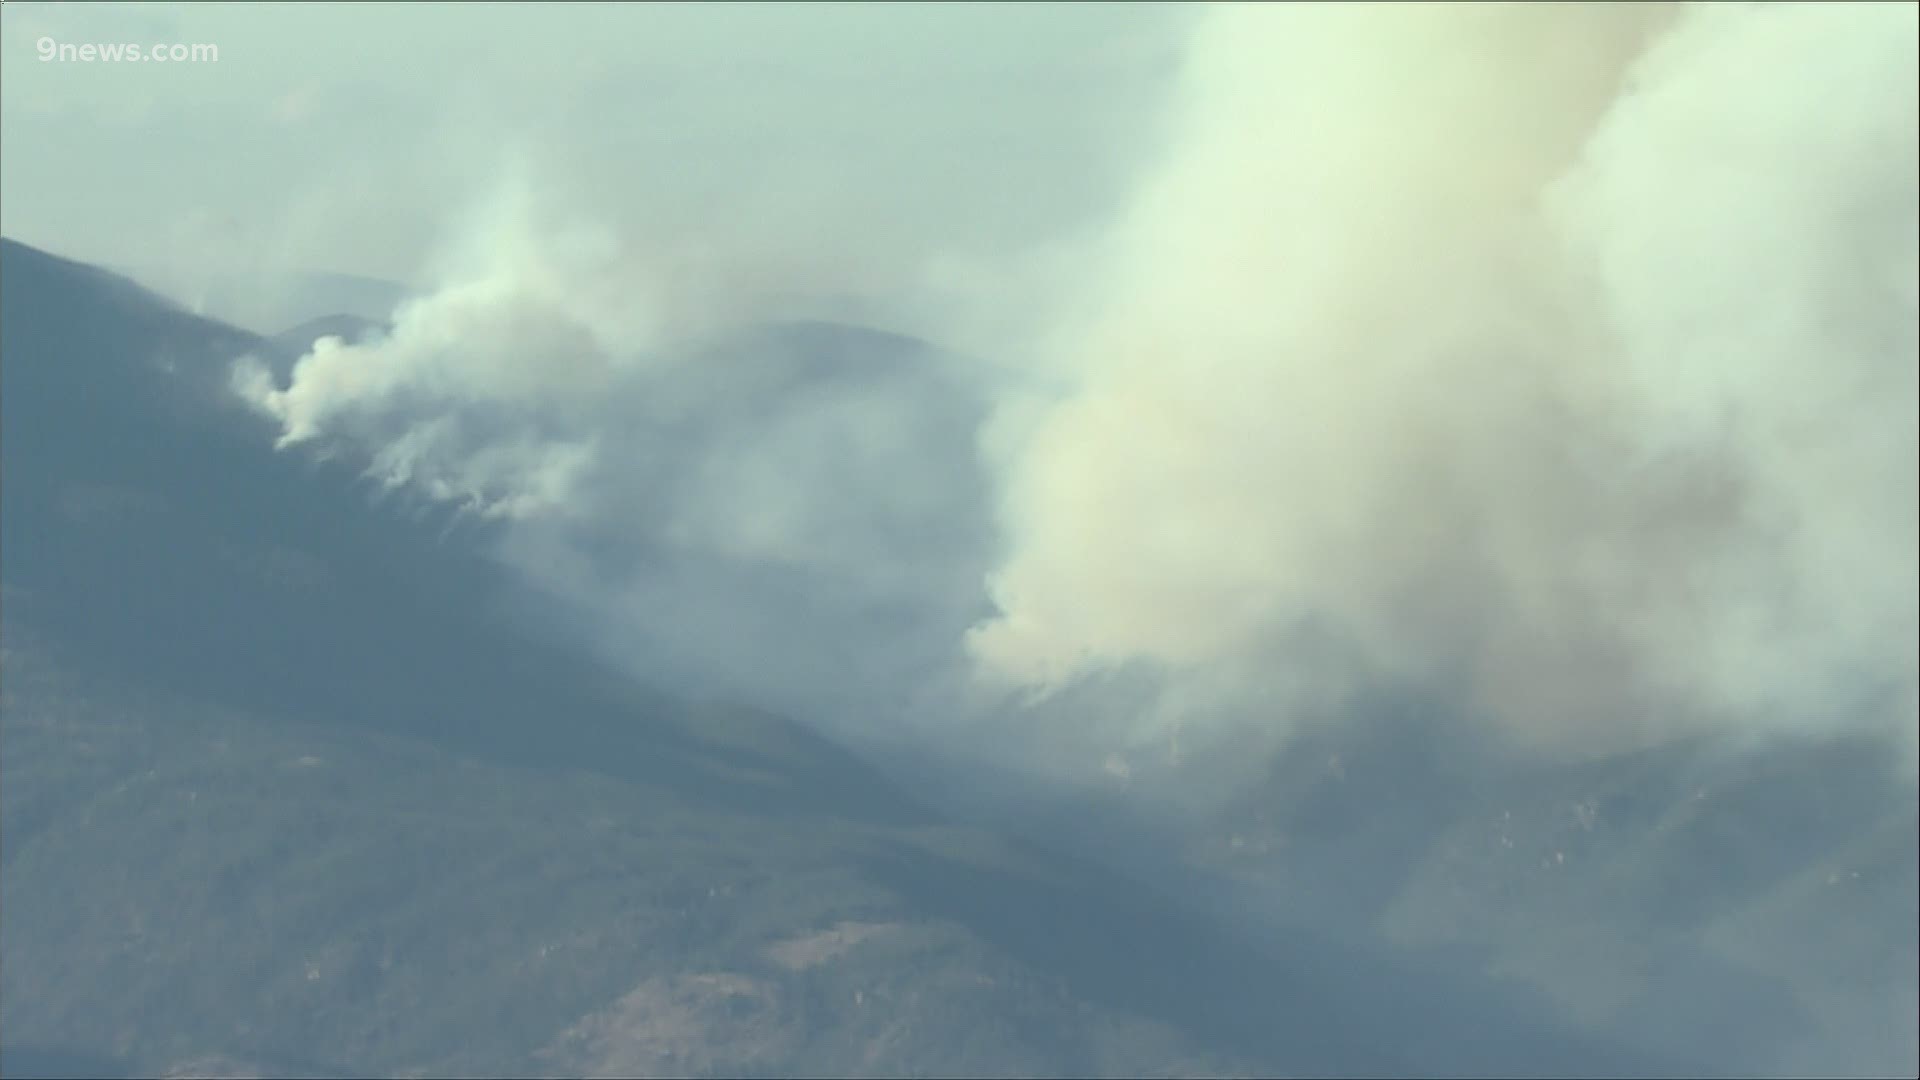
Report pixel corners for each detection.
[7,1,1916,782]
[1,2,1189,294]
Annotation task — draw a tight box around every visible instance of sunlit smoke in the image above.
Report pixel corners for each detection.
[967,1,1918,765]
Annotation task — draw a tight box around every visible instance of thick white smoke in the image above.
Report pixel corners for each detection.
[967,1,1919,764]
[230,171,1000,735]
[230,175,788,522]
[234,183,627,520]
[233,3,1918,778]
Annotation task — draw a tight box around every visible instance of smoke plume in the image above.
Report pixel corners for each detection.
[967,1,1919,766]
[231,3,1917,782]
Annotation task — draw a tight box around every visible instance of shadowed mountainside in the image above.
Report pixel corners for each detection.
[2,237,1706,1078]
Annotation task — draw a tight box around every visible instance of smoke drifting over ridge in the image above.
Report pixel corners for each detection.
[234,3,1918,779]
[231,168,1003,736]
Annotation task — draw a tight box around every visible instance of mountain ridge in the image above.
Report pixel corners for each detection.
[2,236,1718,1078]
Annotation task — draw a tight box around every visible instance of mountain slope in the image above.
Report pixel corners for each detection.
[0,237,1230,1076]
[2,616,1235,1078]
[1185,703,1920,1077]
[1,238,1701,1078]
[1,238,919,825]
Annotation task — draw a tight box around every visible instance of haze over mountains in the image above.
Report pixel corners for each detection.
[3,237,1732,1079]
[5,228,1914,1077]
[117,264,414,340]
[3,2,1917,1078]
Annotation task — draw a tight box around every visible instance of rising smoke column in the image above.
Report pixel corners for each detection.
[228,2,1918,769]
[968,2,1918,762]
